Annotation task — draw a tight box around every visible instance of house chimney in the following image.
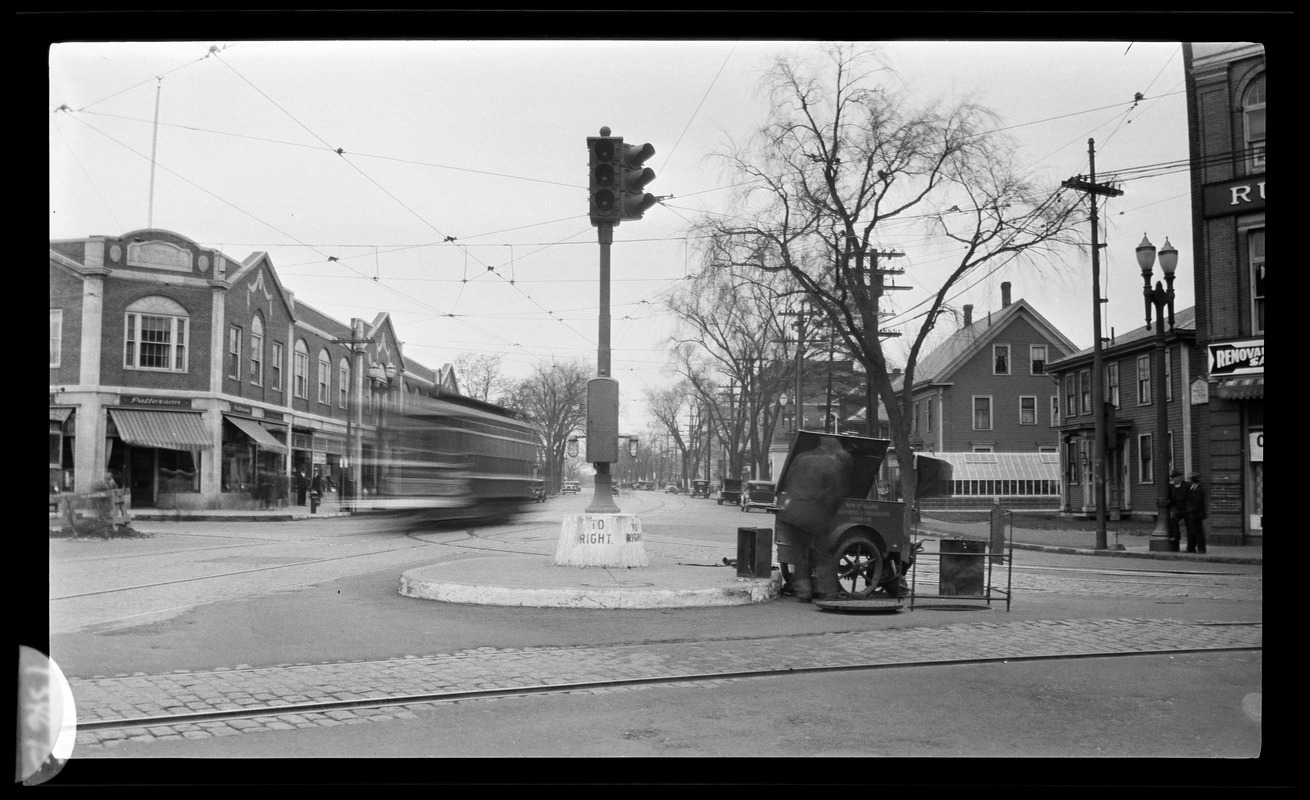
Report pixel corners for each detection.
[963,304,973,326]
[1001,281,1012,308]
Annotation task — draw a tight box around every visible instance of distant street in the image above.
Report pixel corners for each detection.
[48,491,1262,771]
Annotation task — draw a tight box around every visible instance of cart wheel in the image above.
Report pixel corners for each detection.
[833,532,885,599]
[779,562,793,587]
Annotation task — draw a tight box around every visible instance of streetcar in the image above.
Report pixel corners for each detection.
[367,392,540,525]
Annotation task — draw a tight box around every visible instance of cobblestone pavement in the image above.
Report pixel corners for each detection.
[72,616,1260,749]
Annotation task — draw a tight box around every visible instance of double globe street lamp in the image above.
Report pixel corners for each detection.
[1136,234,1180,552]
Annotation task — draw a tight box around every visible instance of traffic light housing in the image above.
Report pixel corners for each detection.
[616,141,657,221]
[588,130,657,225]
[588,134,622,225]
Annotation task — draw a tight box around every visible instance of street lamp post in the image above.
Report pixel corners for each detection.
[1137,234,1180,552]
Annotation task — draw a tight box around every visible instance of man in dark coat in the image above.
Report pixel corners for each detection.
[776,436,853,602]
[295,469,308,506]
[1167,470,1187,548]
[1181,474,1208,553]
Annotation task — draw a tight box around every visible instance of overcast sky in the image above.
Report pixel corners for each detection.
[50,38,1197,430]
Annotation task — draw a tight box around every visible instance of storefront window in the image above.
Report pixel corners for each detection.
[158,450,199,493]
[223,439,253,493]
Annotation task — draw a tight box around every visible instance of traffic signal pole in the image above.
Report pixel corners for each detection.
[587,221,620,514]
[582,127,659,515]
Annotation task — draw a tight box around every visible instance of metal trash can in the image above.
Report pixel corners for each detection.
[736,527,773,578]
[939,538,985,596]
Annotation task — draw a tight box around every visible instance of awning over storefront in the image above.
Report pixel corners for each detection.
[225,415,289,452]
[108,408,210,451]
[49,408,74,424]
[1216,376,1264,400]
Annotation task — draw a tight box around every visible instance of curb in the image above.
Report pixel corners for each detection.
[399,567,783,609]
[916,529,1262,565]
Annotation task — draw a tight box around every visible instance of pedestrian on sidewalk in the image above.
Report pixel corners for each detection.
[1167,470,1187,548]
[1182,474,1208,553]
[295,469,308,506]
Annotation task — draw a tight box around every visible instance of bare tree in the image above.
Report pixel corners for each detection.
[666,266,822,479]
[501,360,589,494]
[697,44,1082,523]
[453,352,511,404]
[645,382,716,489]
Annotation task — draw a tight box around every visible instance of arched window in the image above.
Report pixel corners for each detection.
[318,349,332,403]
[124,296,189,371]
[249,313,264,386]
[293,340,310,399]
[1243,74,1265,172]
[338,357,351,408]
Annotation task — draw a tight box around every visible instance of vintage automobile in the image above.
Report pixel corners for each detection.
[771,431,952,600]
[690,479,711,498]
[561,481,581,494]
[740,480,777,512]
[664,483,681,494]
[717,478,743,506]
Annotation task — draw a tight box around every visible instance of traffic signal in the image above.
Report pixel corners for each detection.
[588,130,658,225]
[588,134,622,225]
[616,141,657,221]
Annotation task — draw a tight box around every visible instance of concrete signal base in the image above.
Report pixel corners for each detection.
[555,514,648,567]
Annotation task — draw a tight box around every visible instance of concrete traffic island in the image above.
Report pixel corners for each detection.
[554,514,647,567]
[398,514,782,609]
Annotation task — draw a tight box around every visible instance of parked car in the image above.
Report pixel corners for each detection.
[561,481,581,494]
[664,483,681,494]
[740,480,777,512]
[718,478,743,506]
[690,479,711,498]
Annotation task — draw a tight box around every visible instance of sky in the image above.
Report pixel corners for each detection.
[49,38,1198,432]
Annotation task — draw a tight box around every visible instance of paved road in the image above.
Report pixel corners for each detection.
[46,492,1263,764]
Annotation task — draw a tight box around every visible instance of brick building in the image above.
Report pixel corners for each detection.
[1182,42,1264,545]
[49,228,458,511]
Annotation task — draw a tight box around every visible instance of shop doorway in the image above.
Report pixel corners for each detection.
[128,447,155,508]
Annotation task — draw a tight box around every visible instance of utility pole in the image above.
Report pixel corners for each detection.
[861,247,906,439]
[1062,139,1124,551]
[332,320,373,511]
[779,303,816,435]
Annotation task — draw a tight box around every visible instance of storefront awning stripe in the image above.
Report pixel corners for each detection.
[225,415,289,452]
[108,409,210,450]
[1216,376,1264,399]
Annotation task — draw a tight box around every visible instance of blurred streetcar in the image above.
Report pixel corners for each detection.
[366,392,540,525]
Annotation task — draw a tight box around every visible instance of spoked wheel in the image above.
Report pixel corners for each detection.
[833,532,885,599]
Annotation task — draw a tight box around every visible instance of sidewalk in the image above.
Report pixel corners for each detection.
[916,516,1262,565]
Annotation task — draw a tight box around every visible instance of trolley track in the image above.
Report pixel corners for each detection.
[51,515,1259,605]
[75,639,1262,736]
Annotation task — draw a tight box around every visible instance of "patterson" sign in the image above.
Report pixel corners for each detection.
[1208,338,1264,376]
